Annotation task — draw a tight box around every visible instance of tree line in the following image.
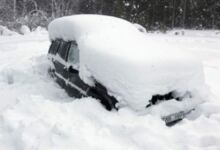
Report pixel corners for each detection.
[0,0,220,31]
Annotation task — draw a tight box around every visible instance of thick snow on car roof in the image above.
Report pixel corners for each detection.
[48,14,140,41]
[48,15,192,62]
[48,15,206,111]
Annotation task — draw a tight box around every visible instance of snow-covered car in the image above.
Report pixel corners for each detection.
[48,15,207,125]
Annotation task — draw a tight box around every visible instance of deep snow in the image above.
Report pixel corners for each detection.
[0,29,220,150]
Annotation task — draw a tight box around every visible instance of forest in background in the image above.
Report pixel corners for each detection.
[0,0,220,31]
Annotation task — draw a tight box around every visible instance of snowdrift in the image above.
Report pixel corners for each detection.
[0,26,219,150]
[0,26,18,36]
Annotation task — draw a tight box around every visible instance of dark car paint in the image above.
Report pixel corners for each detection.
[48,39,118,110]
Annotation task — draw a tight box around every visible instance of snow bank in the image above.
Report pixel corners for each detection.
[20,25,31,35]
[0,29,220,150]
[33,26,47,33]
[49,15,207,111]
[167,29,220,38]
[0,25,18,36]
[133,23,147,33]
[1,95,220,150]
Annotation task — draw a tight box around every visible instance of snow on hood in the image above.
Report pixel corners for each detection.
[48,15,206,111]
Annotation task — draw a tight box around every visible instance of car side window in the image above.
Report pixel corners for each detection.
[67,41,79,68]
[57,41,70,60]
[49,40,60,54]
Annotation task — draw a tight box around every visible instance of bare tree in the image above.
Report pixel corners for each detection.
[182,0,187,28]
[171,0,176,28]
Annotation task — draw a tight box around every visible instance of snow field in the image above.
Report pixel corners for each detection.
[0,30,220,150]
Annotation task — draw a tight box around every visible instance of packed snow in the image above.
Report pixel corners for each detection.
[20,25,31,35]
[133,23,147,33]
[48,15,207,111]
[0,28,220,150]
[0,25,18,36]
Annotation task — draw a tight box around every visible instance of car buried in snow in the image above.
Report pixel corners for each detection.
[47,15,207,126]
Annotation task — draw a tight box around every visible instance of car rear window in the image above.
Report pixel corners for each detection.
[48,40,60,54]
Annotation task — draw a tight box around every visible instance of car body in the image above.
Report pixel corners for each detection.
[48,39,118,110]
[48,15,207,125]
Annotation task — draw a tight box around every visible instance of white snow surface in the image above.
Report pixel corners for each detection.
[49,15,207,110]
[133,23,147,33]
[0,25,18,36]
[20,25,31,35]
[0,29,220,150]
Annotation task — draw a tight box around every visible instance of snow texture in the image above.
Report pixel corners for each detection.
[133,23,147,33]
[20,25,31,35]
[48,15,207,111]
[0,25,18,36]
[0,29,220,150]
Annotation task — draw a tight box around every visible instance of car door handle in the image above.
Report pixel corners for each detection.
[66,66,78,74]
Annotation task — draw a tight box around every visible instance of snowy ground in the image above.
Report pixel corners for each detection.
[0,30,220,150]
